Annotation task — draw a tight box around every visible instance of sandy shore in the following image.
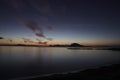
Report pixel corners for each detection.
[25,64,120,80]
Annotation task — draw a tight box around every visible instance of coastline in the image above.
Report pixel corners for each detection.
[11,64,120,80]
[28,64,120,80]
[0,45,120,51]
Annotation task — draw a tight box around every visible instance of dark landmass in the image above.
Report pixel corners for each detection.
[25,64,120,80]
[0,37,4,39]
[0,43,120,51]
[0,44,46,47]
[0,43,83,47]
[49,43,83,47]
[49,44,70,47]
[70,43,83,47]
[67,47,120,51]
[106,48,120,51]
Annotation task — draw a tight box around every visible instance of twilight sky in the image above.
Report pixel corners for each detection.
[0,0,120,46]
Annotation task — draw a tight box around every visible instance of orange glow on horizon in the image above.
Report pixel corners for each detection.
[0,39,120,46]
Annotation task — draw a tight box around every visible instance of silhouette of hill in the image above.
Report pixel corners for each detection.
[70,43,83,47]
[0,37,4,39]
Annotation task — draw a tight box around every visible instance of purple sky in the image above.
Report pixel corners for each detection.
[0,0,120,45]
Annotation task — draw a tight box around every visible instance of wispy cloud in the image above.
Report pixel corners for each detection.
[25,20,45,38]
[36,38,47,44]
[8,39,13,42]
[25,20,53,41]
[22,38,30,43]
[46,38,53,41]
[3,0,54,44]
[35,33,45,38]
[38,41,47,44]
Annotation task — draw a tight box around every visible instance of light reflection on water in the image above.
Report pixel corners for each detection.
[0,46,120,79]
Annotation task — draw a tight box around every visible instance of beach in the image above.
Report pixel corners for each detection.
[27,64,120,80]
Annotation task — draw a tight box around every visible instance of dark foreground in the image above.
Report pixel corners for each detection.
[25,64,120,80]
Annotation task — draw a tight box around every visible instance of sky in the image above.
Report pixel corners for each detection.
[0,0,120,46]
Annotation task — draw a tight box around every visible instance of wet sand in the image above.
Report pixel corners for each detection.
[26,64,120,80]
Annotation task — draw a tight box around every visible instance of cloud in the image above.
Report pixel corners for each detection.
[38,41,47,44]
[25,20,41,32]
[46,38,53,41]
[25,20,53,44]
[36,38,48,44]
[22,38,30,43]
[25,20,53,41]
[35,33,45,38]
[4,0,54,43]
[36,38,41,41]
[25,20,45,38]
[8,39,13,42]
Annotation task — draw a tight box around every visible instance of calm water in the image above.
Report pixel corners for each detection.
[0,46,120,79]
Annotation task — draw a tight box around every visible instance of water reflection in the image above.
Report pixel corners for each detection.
[0,46,120,79]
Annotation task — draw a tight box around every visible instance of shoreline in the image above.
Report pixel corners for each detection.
[11,64,120,80]
[28,64,120,80]
[0,45,120,51]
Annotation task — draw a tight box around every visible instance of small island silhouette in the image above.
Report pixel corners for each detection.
[70,43,83,47]
[0,42,120,51]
